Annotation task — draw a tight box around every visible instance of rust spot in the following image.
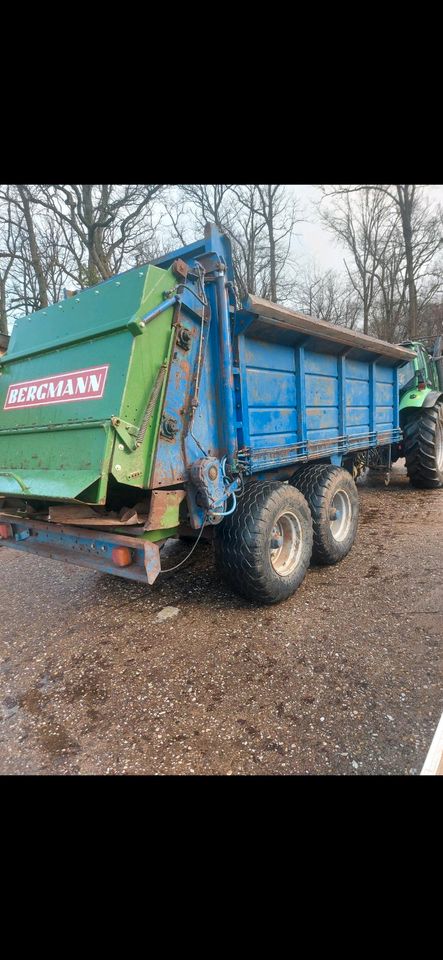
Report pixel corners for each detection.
[172,258,189,281]
[144,489,186,531]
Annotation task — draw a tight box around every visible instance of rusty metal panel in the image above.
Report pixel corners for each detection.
[144,490,186,531]
[244,295,417,362]
[0,517,162,585]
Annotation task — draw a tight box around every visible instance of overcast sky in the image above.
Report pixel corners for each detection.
[289,184,443,275]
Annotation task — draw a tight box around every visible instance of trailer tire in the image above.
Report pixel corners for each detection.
[403,401,443,489]
[214,481,313,604]
[291,464,359,565]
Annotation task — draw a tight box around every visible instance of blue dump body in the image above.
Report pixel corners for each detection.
[152,225,412,483]
[235,318,401,471]
[0,224,416,601]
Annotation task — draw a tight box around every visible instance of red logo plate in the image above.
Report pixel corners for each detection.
[4,365,109,410]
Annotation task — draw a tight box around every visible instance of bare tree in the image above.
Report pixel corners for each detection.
[379,185,442,338]
[233,185,302,302]
[15,186,49,307]
[370,202,443,343]
[0,185,175,324]
[417,296,443,340]
[293,263,360,328]
[173,184,267,300]
[177,185,234,233]
[318,186,398,334]
[319,185,443,338]
[26,185,165,287]
[173,184,302,304]
[38,219,76,304]
[0,189,23,333]
[0,185,50,316]
[362,215,409,343]
[1,187,78,317]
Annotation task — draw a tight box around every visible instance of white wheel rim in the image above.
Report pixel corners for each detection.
[436,416,443,471]
[269,511,303,577]
[329,490,352,542]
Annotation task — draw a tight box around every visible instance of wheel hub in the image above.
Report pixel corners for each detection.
[329,490,352,542]
[270,533,284,549]
[269,512,303,577]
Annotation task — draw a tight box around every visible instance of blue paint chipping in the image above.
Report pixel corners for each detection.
[239,334,403,470]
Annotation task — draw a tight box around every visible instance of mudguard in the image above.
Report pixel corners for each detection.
[422,391,443,408]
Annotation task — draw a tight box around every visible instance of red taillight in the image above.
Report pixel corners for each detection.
[112,546,133,567]
[0,524,12,539]
[418,382,426,390]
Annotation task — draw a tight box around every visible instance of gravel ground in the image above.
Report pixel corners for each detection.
[0,460,441,776]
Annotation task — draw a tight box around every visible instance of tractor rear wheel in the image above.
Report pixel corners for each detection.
[291,464,360,565]
[403,401,443,489]
[214,480,313,604]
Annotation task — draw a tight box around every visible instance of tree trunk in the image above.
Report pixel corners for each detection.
[397,186,417,340]
[267,185,277,302]
[17,186,48,309]
[363,295,369,335]
[0,277,8,334]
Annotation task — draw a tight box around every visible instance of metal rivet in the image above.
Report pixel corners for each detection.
[75,298,80,303]
[115,464,121,471]
[115,281,121,287]
[118,444,124,451]
[95,290,100,295]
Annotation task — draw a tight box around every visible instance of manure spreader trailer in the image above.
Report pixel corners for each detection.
[1,224,441,603]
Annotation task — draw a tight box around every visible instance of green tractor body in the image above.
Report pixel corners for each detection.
[397,336,443,488]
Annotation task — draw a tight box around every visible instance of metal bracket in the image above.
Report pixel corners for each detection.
[172,259,189,281]
[127,295,179,336]
[176,324,192,352]
[0,470,29,491]
[160,414,179,442]
[111,417,138,452]
[195,252,226,276]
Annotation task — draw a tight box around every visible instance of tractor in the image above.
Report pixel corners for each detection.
[397,335,443,488]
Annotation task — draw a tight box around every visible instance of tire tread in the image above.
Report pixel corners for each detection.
[292,464,359,565]
[403,401,443,489]
[214,480,313,604]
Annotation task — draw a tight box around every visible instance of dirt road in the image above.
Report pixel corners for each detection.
[1,462,441,775]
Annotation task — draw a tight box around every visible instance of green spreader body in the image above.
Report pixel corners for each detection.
[0,263,176,504]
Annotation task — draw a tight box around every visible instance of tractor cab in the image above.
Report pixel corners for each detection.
[398,336,443,401]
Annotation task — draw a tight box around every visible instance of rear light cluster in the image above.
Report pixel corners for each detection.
[111,547,133,567]
[0,524,12,539]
